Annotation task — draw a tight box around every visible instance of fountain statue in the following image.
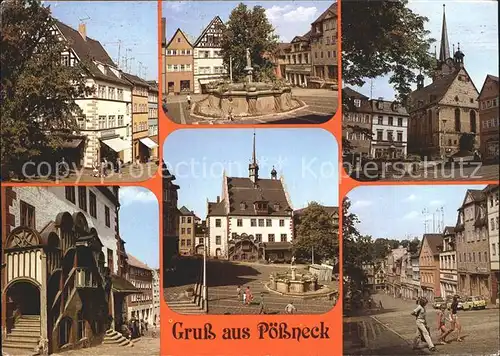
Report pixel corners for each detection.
[192,47,305,120]
[244,48,253,84]
[290,255,296,280]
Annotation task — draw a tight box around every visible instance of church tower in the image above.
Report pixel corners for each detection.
[432,4,457,81]
[249,132,259,183]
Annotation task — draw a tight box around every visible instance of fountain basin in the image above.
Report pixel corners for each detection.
[192,81,305,120]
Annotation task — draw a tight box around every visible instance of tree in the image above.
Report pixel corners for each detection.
[220,3,278,82]
[342,0,435,105]
[294,202,338,263]
[1,0,92,177]
[343,197,375,313]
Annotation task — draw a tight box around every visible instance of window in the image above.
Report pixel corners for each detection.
[266,219,272,227]
[484,251,488,262]
[493,243,497,256]
[492,218,495,231]
[181,228,185,234]
[237,219,243,227]
[280,234,287,242]
[387,131,394,142]
[473,252,476,262]
[117,89,123,100]
[377,116,383,125]
[251,219,256,227]
[186,239,191,246]
[255,234,262,242]
[470,110,477,132]
[199,237,204,245]
[258,219,264,227]
[187,228,191,234]
[108,115,115,128]
[89,191,97,218]
[397,132,403,142]
[216,236,221,245]
[398,118,403,126]
[107,248,114,272]
[181,239,185,246]
[20,201,35,228]
[118,115,124,126]
[108,87,115,100]
[279,219,285,227]
[454,108,461,131]
[268,234,275,242]
[388,117,394,126]
[78,187,87,211]
[187,217,192,224]
[377,130,383,141]
[65,186,76,203]
[59,318,72,346]
[479,252,482,262]
[215,219,221,227]
[105,205,110,227]
[98,115,106,129]
[182,217,186,223]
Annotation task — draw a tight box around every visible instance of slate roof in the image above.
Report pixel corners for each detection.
[371,99,409,116]
[127,254,152,270]
[179,206,195,215]
[208,177,292,217]
[312,3,337,25]
[54,20,130,86]
[122,72,150,88]
[422,233,444,256]
[343,87,368,100]
[409,71,459,110]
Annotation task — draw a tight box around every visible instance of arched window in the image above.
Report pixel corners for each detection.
[59,317,72,346]
[469,110,477,133]
[454,108,461,131]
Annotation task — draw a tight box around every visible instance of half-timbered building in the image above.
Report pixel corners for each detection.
[1,186,138,354]
[193,16,227,94]
[53,20,134,168]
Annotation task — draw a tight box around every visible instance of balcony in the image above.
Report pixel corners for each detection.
[75,268,99,289]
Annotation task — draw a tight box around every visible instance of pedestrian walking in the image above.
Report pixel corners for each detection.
[162,98,168,113]
[116,157,122,174]
[187,94,192,109]
[258,293,266,314]
[236,285,242,300]
[411,297,437,352]
[449,295,463,342]
[242,289,247,304]
[285,302,296,314]
[245,286,253,305]
[437,304,452,344]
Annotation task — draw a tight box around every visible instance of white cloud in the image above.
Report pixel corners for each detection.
[164,1,188,12]
[403,194,418,202]
[352,200,373,209]
[429,200,444,206]
[119,187,157,207]
[283,6,318,23]
[265,5,294,22]
[403,211,419,219]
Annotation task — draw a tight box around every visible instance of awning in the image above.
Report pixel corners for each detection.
[62,139,83,148]
[111,274,140,294]
[101,138,130,152]
[139,137,158,149]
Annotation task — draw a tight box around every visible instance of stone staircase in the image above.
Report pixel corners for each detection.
[2,315,41,354]
[167,283,206,315]
[103,329,134,347]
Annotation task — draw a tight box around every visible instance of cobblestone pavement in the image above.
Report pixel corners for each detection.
[344,293,500,355]
[164,257,338,315]
[53,336,160,356]
[4,162,160,184]
[164,89,337,125]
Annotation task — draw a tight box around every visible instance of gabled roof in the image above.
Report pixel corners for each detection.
[54,19,129,86]
[343,87,368,100]
[443,226,455,236]
[127,254,152,270]
[179,206,199,220]
[478,74,499,99]
[291,31,311,43]
[312,3,337,25]
[193,16,225,47]
[419,233,443,257]
[459,189,485,209]
[123,72,150,88]
[371,99,409,116]
[208,201,226,216]
[166,28,193,48]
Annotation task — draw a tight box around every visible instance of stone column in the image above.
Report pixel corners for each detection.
[324,65,329,80]
[40,253,49,355]
[110,290,115,331]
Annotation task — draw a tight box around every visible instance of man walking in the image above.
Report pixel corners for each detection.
[411,297,437,352]
[258,293,266,314]
[186,94,192,110]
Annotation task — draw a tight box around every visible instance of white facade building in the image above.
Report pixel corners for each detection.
[9,186,121,272]
[485,185,499,305]
[193,16,227,94]
[370,99,409,159]
[152,269,161,325]
[207,134,294,262]
[55,21,133,168]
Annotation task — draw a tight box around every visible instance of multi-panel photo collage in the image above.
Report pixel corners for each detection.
[1,1,498,355]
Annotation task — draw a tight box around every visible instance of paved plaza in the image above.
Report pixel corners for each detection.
[164,88,337,125]
[164,257,338,315]
[343,293,500,355]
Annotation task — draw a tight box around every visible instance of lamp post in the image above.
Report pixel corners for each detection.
[203,234,207,305]
[441,119,447,160]
[229,56,233,83]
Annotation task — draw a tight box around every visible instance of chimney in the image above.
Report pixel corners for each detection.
[216,196,220,203]
[78,23,87,41]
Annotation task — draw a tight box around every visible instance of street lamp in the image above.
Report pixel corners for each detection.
[441,119,447,160]
[202,234,207,306]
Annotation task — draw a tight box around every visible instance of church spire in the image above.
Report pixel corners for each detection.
[439,4,450,62]
[249,130,259,183]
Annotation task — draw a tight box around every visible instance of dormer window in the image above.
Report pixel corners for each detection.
[254,202,268,212]
[240,202,246,210]
[273,203,280,211]
[354,99,361,108]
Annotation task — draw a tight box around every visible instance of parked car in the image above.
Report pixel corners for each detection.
[433,297,446,309]
[462,296,487,310]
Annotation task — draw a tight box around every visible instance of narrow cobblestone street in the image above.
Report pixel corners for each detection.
[344,293,500,355]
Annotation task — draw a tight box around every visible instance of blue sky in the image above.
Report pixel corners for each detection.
[163,1,333,43]
[349,0,499,100]
[348,185,487,240]
[163,128,339,219]
[46,1,157,81]
[119,187,159,268]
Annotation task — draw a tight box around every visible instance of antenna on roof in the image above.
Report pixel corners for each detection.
[79,16,91,23]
